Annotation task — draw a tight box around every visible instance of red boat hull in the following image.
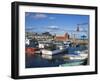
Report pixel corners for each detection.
[26,47,38,55]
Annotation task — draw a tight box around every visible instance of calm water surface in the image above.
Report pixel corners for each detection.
[26,46,88,68]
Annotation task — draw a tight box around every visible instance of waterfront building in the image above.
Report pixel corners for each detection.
[54,33,70,42]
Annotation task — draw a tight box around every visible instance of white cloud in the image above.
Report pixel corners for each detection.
[33,13,47,19]
[49,17,55,20]
[47,26,59,30]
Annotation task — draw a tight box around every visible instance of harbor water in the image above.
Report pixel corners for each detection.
[26,45,88,68]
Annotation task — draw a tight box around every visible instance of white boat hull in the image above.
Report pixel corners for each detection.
[41,49,63,55]
[69,53,88,60]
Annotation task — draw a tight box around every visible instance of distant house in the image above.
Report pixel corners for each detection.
[54,33,69,41]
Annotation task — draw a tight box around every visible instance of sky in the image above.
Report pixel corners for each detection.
[25,12,89,39]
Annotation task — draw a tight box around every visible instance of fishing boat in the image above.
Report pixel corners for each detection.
[69,50,88,60]
[41,43,67,55]
[26,48,39,55]
[25,38,39,55]
[62,50,88,60]
[42,49,64,55]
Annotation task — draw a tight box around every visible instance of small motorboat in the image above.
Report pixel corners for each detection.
[69,50,88,60]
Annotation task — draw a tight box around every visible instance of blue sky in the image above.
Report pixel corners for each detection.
[25,12,89,38]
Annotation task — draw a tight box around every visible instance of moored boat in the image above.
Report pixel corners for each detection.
[25,38,39,55]
[26,48,38,55]
[41,43,67,55]
[41,49,64,55]
[62,50,88,60]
